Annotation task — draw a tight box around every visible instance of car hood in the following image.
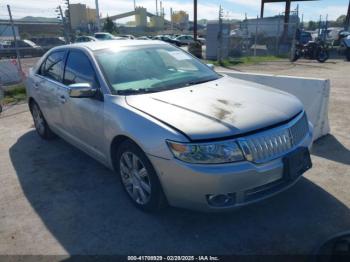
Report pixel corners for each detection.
[126,75,303,141]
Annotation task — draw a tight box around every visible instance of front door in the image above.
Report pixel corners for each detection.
[59,50,106,163]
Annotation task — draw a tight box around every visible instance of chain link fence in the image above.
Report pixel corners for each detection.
[206,18,299,61]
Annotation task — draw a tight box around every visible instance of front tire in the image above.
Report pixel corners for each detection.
[115,140,167,212]
[30,101,56,140]
[317,49,329,63]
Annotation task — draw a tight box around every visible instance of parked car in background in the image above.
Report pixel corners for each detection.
[0,39,44,58]
[30,37,66,51]
[333,31,350,46]
[26,40,313,212]
[119,35,135,40]
[299,31,312,45]
[75,36,98,43]
[137,36,151,40]
[174,35,205,46]
[153,35,181,46]
[94,32,125,41]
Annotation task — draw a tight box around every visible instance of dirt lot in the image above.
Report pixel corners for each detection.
[0,58,349,256]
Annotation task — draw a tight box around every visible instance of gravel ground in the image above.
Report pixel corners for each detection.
[0,58,349,256]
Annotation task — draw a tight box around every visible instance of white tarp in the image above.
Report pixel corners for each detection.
[0,60,22,86]
[218,71,330,141]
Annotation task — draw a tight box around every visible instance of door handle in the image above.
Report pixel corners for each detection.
[59,95,67,104]
[34,82,39,89]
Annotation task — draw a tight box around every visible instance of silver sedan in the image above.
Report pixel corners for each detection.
[25,40,313,212]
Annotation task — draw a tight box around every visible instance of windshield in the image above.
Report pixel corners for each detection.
[94,45,220,95]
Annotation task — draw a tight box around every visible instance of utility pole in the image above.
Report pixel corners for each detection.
[7,5,22,76]
[194,0,198,40]
[134,0,136,10]
[95,0,101,31]
[218,5,223,63]
[170,8,173,32]
[254,15,259,57]
[65,0,72,40]
[57,6,69,43]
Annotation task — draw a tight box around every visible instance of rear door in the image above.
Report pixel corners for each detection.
[59,49,106,162]
[34,50,66,130]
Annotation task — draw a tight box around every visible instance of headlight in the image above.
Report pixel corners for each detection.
[166,140,244,164]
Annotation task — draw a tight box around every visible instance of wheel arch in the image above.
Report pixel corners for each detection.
[28,97,37,112]
[110,135,138,171]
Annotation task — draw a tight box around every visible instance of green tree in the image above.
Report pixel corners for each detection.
[103,16,117,34]
[335,15,346,27]
[307,21,317,30]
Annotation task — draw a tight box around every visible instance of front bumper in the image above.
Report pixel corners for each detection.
[149,124,313,212]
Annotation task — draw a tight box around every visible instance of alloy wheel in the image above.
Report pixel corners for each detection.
[32,104,45,135]
[120,152,152,205]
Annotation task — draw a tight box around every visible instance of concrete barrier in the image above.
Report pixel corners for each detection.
[0,59,22,86]
[218,70,330,141]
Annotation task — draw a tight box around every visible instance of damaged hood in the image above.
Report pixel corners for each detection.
[126,75,303,141]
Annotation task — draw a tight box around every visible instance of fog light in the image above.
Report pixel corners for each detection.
[207,193,236,207]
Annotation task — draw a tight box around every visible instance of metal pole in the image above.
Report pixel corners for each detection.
[283,0,291,42]
[66,0,72,40]
[156,0,158,16]
[170,8,173,32]
[254,15,258,57]
[58,6,69,43]
[218,5,223,63]
[318,15,322,39]
[194,0,198,40]
[95,0,101,31]
[260,1,265,18]
[276,14,281,55]
[7,5,22,76]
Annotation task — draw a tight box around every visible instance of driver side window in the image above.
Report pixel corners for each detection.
[63,50,99,88]
[40,51,65,82]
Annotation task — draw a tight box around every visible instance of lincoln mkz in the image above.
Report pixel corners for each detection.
[26,40,313,211]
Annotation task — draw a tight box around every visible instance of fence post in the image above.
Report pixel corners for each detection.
[276,14,281,56]
[7,5,23,78]
[254,15,258,57]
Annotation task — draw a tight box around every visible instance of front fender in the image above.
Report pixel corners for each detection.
[103,95,188,166]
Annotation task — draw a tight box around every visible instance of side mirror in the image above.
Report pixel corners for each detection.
[68,83,96,98]
[207,63,215,70]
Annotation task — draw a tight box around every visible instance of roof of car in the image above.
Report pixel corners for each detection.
[58,40,166,51]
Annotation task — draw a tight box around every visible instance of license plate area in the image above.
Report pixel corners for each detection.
[283,147,312,181]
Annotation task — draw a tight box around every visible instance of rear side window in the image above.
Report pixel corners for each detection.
[40,51,65,82]
[63,51,98,88]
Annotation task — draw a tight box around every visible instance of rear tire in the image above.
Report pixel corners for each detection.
[115,140,167,212]
[317,49,329,63]
[291,49,300,62]
[30,101,56,140]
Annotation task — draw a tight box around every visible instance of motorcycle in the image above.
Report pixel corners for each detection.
[291,40,329,63]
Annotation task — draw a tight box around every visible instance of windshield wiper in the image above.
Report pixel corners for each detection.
[117,88,164,95]
[118,78,218,95]
[185,78,217,86]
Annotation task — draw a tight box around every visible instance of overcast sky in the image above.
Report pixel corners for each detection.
[0,0,348,22]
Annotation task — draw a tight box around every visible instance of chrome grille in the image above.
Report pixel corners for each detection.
[290,113,309,146]
[239,113,309,163]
